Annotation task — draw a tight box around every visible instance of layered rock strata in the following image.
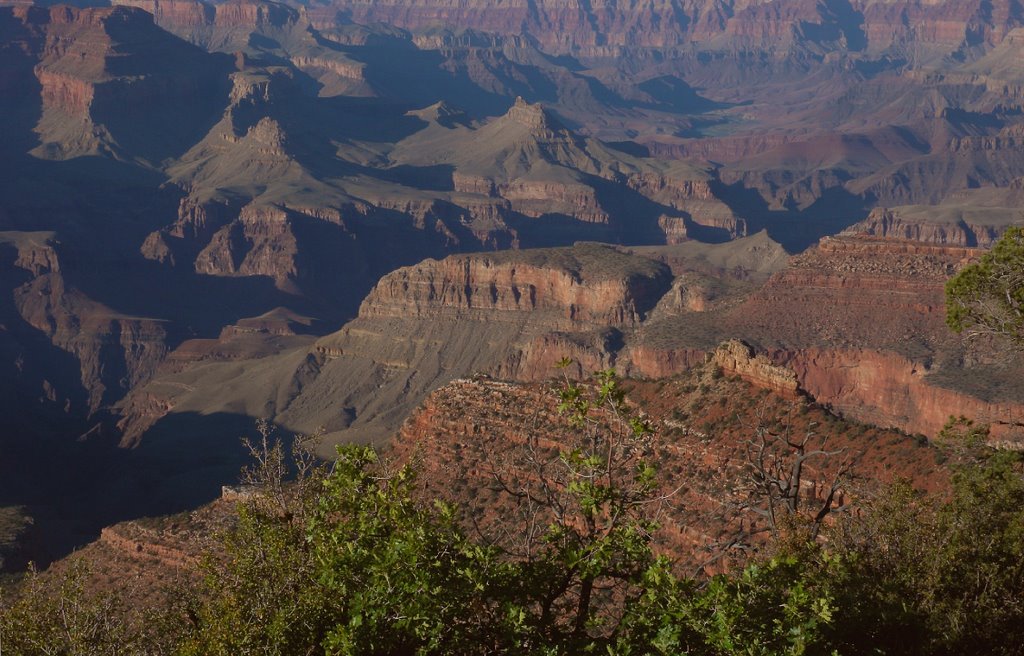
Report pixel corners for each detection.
[389,372,948,572]
[711,339,800,398]
[628,235,1024,441]
[116,243,673,447]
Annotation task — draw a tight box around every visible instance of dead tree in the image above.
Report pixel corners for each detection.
[740,420,855,541]
[700,404,859,572]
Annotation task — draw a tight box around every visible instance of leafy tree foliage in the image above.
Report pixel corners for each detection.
[946,226,1024,346]
[831,445,1024,655]
[179,445,517,656]
[485,366,673,649]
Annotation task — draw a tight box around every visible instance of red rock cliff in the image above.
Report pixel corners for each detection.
[359,243,672,329]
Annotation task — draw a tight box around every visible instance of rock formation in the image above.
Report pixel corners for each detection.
[115,242,673,447]
[628,234,1024,440]
[309,0,1024,56]
[711,339,800,398]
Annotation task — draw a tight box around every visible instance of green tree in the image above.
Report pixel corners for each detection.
[831,449,1024,655]
[485,365,678,651]
[946,226,1024,347]
[180,445,514,656]
[184,368,684,655]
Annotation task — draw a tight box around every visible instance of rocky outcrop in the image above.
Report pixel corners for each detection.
[712,340,800,397]
[722,236,1022,436]
[10,4,230,161]
[211,0,299,28]
[452,173,497,197]
[113,0,215,28]
[194,205,299,287]
[499,180,609,223]
[6,234,168,413]
[119,244,672,445]
[628,174,744,240]
[626,234,1023,440]
[36,70,94,117]
[115,0,299,30]
[621,345,707,378]
[290,55,365,81]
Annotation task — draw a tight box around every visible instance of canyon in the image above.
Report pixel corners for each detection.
[119,231,1024,456]
[0,0,1023,566]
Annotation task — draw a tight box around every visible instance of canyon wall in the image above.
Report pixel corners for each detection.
[118,231,1024,450]
[359,245,671,328]
[312,0,1024,55]
[628,234,1024,442]
[116,243,674,447]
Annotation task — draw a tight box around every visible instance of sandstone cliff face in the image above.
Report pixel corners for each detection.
[859,0,1023,51]
[727,235,970,349]
[141,198,235,266]
[712,339,800,397]
[118,227,1023,453]
[627,235,1023,442]
[36,69,94,117]
[847,209,1012,248]
[194,205,300,288]
[360,245,670,329]
[718,237,1014,434]
[10,4,230,162]
[628,174,744,240]
[212,0,299,28]
[115,0,300,30]
[118,244,672,446]
[500,181,610,224]
[113,0,215,28]
[776,347,1024,441]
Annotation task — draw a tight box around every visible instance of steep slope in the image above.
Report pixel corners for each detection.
[16,4,231,163]
[626,232,1024,439]
[116,242,673,447]
[390,364,949,571]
